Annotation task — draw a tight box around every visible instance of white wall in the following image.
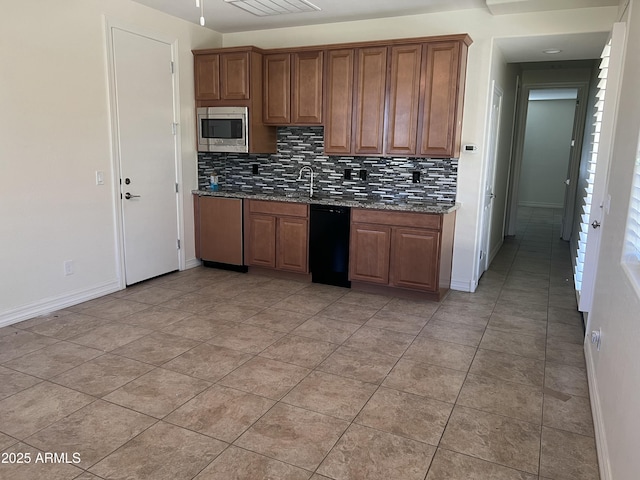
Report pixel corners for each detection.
[587,0,640,478]
[0,0,221,324]
[518,98,576,208]
[224,6,618,291]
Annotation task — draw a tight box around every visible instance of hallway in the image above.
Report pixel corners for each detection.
[0,208,598,479]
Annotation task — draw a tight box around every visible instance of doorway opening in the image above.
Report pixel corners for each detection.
[506,80,590,242]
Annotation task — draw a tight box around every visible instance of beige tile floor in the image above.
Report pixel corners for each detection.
[0,207,599,479]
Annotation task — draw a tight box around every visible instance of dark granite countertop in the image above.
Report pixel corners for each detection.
[193,189,460,214]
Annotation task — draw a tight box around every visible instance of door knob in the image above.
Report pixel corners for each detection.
[124,192,141,200]
[591,220,601,229]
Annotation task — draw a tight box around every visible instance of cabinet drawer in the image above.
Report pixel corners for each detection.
[248,200,308,217]
[351,209,441,230]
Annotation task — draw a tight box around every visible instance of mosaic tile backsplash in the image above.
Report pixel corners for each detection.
[198,127,457,204]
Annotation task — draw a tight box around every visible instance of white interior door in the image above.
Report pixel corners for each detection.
[577,23,626,315]
[112,27,179,285]
[480,82,503,275]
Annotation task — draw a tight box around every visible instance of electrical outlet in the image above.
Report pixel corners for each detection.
[412,171,421,183]
[344,168,352,180]
[64,260,74,276]
[359,169,367,181]
[252,164,259,175]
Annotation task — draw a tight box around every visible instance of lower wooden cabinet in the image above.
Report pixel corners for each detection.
[349,209,455,296]
[390,228,439,291]
[194,195,244,265]
[245,200,309,274]
[246,214,277,268]
[349,224,391,284]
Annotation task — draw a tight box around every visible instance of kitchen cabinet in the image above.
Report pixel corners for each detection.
[324,49,355,154]
[194,51,249,102]
[418,41,467,158]
[391,227,439,291]
[324,47,387,155]
[323,36,470,158]
[349,224,391,284]
[245,200,309,274]
[349,209,456,298]
[353,47,388,155]
[263,51,323,125]
[194,54,220,101]
[193,195,244,266]
[247,214,277,268]
[193,47,276,153]
[385,44,423,156]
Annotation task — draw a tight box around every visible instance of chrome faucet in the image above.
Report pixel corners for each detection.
[297,166,314,198]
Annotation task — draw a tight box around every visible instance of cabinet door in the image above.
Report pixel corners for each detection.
[385,44,422,156]
[418,41,461,157]
[292,51,323,124]
[247,214,276,268]
[194,54,220,101]
[353,47,387,155]
[221,52,250,100]
[349,223,391,284]
[263,53,291,124]
[390,227,440,292]
[324,49,354,155]
[276,217,309,273]
[199,197,243,265]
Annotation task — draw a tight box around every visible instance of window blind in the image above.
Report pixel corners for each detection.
[624,142,640,264]
[574,40,611,292]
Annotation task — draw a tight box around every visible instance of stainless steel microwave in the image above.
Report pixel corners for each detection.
[197,106,248,153]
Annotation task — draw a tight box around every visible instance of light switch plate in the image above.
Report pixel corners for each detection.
[96,171,105,185]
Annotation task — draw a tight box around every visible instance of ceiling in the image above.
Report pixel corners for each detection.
[130,0,617,63]
[131,0,618,34]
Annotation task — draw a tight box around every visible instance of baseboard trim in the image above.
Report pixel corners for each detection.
[184,257,202,270]
[450,279,478,293]
[585,340,613,480]
[0,280,121,328]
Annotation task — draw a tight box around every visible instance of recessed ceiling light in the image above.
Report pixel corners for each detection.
[543,48,562,54]
[224,0,321,17]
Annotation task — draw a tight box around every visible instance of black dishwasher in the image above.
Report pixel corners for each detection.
[309,204,351,288]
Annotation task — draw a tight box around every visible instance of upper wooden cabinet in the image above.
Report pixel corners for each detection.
[263,51,323,125]
[194,54,220,101]
[220,52,250,100]
[325,47,387,155]
[194,51,250,102]
[194,35,470,157]
[353,47,388,155]
[324,49,355,155]
[193,47,277,153]
[324,35,470,158]
[418,41,467,158]
[385,44,423,156]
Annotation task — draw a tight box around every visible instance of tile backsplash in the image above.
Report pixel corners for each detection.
[198,127,457,204]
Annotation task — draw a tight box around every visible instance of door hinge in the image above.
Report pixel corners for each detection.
[170,61,175,74]
[175,183,179,193]
[172,123,178,135]
[177,239,181,250]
